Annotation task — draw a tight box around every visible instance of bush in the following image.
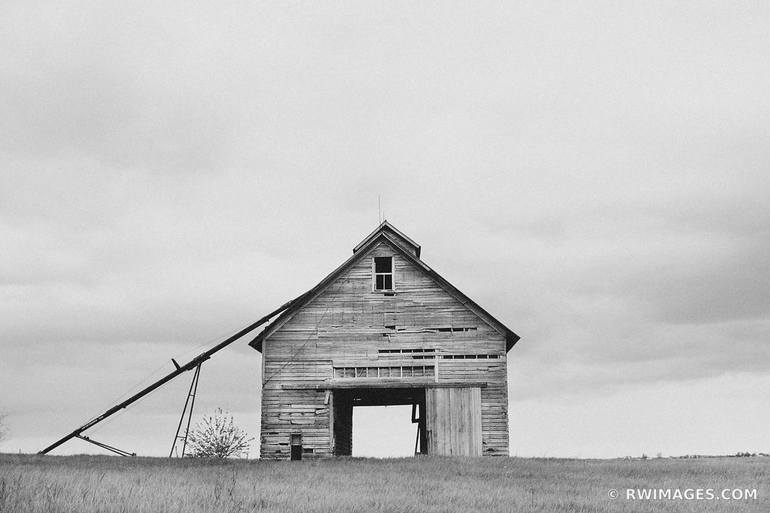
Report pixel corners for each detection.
[186,408,254,458]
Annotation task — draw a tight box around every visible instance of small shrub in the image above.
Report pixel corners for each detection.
[186,408,254,458]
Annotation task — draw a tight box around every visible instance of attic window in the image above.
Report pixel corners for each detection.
[373,257,393,290]
[334,365,435,379]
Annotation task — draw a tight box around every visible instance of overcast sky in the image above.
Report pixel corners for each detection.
[1,1,769,458]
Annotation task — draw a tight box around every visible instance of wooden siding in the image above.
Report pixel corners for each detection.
[260,240,509,459]
[426,387,482,456]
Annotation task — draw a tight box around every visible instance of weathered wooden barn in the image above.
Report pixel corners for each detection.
[249,221,519,459]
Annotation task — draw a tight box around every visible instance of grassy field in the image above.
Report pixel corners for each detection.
[0,454,767,512]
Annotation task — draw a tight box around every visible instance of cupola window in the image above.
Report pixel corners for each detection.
[373,256,393,290]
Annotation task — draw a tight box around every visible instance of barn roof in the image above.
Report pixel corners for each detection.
[249,221,520,353]
[353,220,421,258]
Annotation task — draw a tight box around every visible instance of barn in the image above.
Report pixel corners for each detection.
[250,221,519,459]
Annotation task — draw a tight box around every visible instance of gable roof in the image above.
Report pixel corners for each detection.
[249,222,520,352]
[353,220,421,258]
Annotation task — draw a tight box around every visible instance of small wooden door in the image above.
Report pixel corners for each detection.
[425,387,482,456]
[290,433,302,461]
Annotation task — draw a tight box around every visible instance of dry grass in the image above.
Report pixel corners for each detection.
[0,453,767,512]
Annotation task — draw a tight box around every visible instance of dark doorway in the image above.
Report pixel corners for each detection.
[332,388,426,457]
[290,433,302,461]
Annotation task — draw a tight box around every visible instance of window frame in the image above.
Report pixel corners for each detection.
[372,256,394,292]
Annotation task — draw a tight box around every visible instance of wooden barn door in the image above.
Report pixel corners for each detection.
[425,387,482,456]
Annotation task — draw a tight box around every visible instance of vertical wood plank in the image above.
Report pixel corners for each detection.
[471,387,482,456]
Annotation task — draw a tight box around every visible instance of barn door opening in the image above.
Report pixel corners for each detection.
[352,405,415,457]
[332,388,426,457]
[425,387,482,456]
